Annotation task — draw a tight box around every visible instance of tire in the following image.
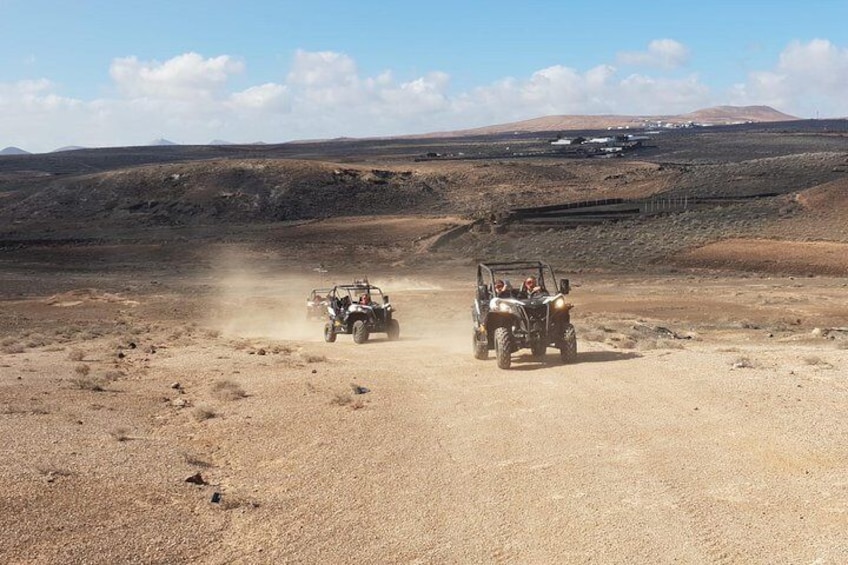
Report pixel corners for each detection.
[530,341,546,359]
[473,331,488,360]
[559,325,577,363]
[494,327,513,369]
[387,319,400,341]
[324,323,336,343]
[352,320,369,344]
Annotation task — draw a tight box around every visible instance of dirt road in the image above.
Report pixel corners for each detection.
[1,266,847,564]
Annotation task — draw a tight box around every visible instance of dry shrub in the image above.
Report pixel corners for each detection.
[1,343,25,355]
[803,355,831,368]
[211,380,246,401]
[183,453,213,468]
[204,329,222,339]
[640,339,686,351]
[272,344,297,355]
[0,337,16,347]
[331,392,364,409]
[732,356,756,369]
[193,405,217,421]
[69,375,106,391]
[36,466,72,482]
[74,364,91,377]
[331,392,352,406]
[25,334,49,348]
[579,328,608,343]
[102,370,125,381]
[2,404,49,415]
[301,353,327,364]
[110,427,131,441]
[68,349,85,361]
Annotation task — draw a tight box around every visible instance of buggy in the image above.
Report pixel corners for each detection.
[472,261,576,369]
[306,287,333,320]
[323,281,400,344]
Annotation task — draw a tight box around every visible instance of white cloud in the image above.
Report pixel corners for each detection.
[730,39,848,117]
[229,83,290,111]
[618,39,690,69]
[110,52,244,100]
[287,50,358,87]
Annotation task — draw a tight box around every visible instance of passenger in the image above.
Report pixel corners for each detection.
[359,293,372,305]
[522,276,547,298]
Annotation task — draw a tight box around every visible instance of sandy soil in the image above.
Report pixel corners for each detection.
[2,248,847,564]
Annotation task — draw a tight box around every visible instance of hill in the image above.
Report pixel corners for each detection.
[417,105,798,138]
[0,146,30,155]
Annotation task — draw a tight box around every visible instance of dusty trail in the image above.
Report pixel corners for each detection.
[2,272,847,564]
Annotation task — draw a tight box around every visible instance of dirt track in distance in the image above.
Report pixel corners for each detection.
[2,255,847,564]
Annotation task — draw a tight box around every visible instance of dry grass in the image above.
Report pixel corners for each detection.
[211,380,247,401]
[331,392,365,410]
[803,355,832,368]
[69,375,106,391]
[1,403,49,415]
[301,353,327,364]
[102,370,125,381]
[732,356,757,369]
[110,427,131,442]
[183,452,213,468]
[68,349,86,361]
[331,392,353,406]
[192,405,217,421]
[36,465,73,482]
[1,343,25,354]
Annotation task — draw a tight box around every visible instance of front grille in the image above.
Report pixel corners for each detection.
[524,305,547,333]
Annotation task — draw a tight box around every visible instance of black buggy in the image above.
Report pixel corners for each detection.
[306,287,333,320]
[472,261,577,369]
[323,281,400,344]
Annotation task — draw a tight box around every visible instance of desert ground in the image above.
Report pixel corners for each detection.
[2,120,848,563]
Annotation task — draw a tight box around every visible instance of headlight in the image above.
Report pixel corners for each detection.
[553,297,566,309]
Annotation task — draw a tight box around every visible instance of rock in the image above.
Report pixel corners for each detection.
[351,384,370,395]
[185,473,207,485]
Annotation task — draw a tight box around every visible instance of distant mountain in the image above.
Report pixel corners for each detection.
[149,138,177,146]
[416,105,800,138]
[209,139,234,146]
[52,146,87,153]
[1,146,30,155]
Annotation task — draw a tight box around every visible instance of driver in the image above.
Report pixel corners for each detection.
[494,279,513,298]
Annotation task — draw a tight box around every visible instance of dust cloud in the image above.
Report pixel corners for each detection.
[199,250,473,352]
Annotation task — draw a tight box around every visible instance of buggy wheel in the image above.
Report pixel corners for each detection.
[387,319,400,341]
[494,327,513,369]
[530,341,546,359]
[473,331,488,360]
[323,323,336,343]
[352,320,369,344]
[560,325,577,363]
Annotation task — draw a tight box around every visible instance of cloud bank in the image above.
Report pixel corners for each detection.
[1,39,847,153]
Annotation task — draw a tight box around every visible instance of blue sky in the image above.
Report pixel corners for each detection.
[2,0,847,152]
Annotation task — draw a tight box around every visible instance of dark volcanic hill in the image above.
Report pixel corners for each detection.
[1,119,847,274]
